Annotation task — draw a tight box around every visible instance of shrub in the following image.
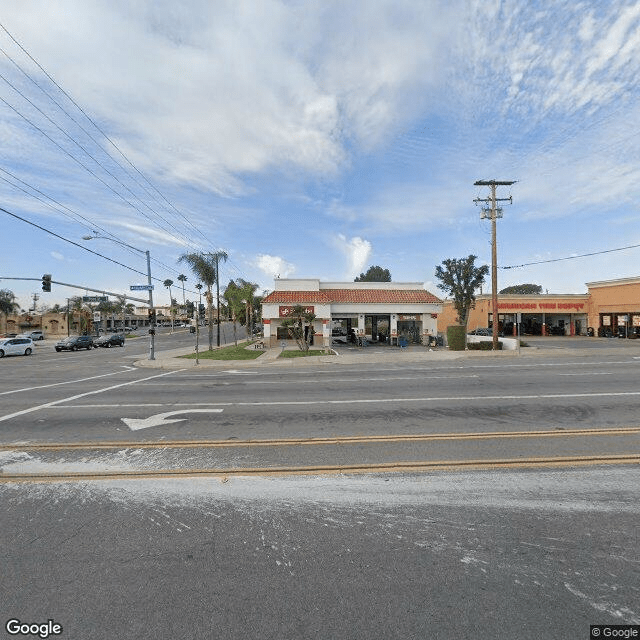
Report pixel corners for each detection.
[447,325,466,351]
[467,341,503,350]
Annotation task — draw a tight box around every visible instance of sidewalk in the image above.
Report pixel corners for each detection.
[133,341,526,370]
[132,334,640,370]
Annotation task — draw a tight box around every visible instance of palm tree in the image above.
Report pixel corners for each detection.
[163,279,175,332]
[0,288,18,334]
[177,274,187,317]
[237,279,259,338]
[223,280,245,346]
[178,254,217,350]
[209,251,228,347]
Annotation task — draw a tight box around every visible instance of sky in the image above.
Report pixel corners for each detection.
[1,0,640,312]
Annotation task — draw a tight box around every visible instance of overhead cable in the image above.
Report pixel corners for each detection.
[501,243,640,269]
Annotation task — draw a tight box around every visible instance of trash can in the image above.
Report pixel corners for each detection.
[190,326,196,334]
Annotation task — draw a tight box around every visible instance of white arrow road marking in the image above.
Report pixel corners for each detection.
[122,408,224,431]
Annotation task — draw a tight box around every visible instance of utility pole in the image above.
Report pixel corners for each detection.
[474,180,515,350]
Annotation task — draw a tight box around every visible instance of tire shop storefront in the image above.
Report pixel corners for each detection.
[261,280,443,349]
[438,294,590,336]
[586,277,640,338]
[437,275,640,338]
[494,297,589,336]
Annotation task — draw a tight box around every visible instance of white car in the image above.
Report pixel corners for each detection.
[0,337,34,357]
[17,330,44,341]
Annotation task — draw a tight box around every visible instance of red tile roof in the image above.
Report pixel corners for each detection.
[262,291,332,304]
[262,289,441,304]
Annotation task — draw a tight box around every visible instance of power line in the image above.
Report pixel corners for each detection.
[0,23,255,287]
[501,243,640,269]
[0,205,147,277]
[0,23,214,248]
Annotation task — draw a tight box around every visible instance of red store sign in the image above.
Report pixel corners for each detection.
[498,302,585,311]
[279,306,315,317]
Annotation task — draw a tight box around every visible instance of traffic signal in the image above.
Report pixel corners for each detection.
[148,308,156,324]
[41,274,52,292]
[199,303,205,318]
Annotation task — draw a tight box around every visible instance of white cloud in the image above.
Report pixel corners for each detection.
[255,254,295,280]
[50,251,64,260]
[333,234,372,280]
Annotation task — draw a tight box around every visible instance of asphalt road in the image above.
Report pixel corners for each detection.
[1,469,639,639]
[1,336,639,638]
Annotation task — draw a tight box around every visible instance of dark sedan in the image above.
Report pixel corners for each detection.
[94,334,125,348]
[55,336,94,352]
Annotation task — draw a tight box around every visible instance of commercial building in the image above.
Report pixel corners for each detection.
[261,279,443,348]
[437,275,640,338]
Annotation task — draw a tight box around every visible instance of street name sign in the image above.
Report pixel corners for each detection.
[130,285,154,291]
[83,296,108,302]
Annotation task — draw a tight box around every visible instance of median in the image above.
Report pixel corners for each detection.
[179,341,264,360]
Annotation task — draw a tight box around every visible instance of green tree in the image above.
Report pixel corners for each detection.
[354,266,392,282]
[434,255,489,336]
[281,304,317,352]
[177,274,188,309]
[68,296,93,335]
[499,284,543,295]
[210,251,228,346]
[223,280,245,346]
[0,289,19,333]
[163,279,175,332]
[0,289,18,316]
[178,253,217,350]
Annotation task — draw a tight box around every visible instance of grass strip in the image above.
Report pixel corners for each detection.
[279,349,334,358]
[179,341,264,360]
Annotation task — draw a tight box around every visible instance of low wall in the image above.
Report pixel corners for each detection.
[466,335,519,351]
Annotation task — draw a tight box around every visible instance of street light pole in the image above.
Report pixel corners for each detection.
[82,234,155,360]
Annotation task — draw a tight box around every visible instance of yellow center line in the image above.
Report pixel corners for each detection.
[3,426,640,451]
[2,454,640,483]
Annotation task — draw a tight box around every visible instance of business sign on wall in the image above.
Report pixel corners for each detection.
[498,301,586,311]
[279,306,314,317]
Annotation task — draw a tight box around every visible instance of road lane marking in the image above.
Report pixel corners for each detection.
[0,370,186,423]
[122,409,224,431]
[48,389,640,410]
[4,426,640,450]
[2,454,640,482]
[0,369,143,396]
[43,388,640,411]
[138,374,481,386]
[557,372,613,376]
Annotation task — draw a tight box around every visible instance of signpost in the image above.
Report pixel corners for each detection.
[83,296,108,302]
[130,285,154,291]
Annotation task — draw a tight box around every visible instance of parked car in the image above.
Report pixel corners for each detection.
[468,327,491,336]
[94,334,125,348]
[17,330,45,341]
[0,337,34,357]
[55,335,94,352]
